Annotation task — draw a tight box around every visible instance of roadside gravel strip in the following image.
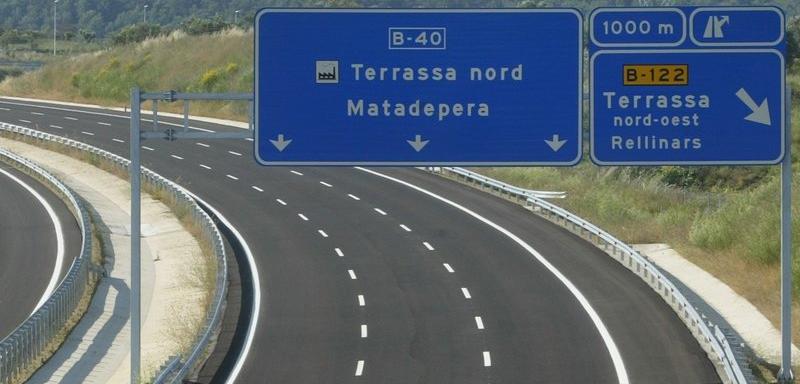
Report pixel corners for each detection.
[0,138,207,383]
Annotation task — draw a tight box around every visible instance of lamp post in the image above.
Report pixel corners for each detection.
[143,4,148,24]
[234,10,241,25]
[53,0,58,56]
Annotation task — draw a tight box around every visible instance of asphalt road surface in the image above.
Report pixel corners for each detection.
[0,98,721,384]
[0,160,81,339]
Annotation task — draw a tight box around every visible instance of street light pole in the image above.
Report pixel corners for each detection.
[234,10,241,25]
[144,5,148,24]
[53,0,58,56]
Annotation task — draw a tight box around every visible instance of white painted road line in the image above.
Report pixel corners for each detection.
[142,146,155,151]
[318,229,329,238]
[81,131,94,136]
[0,168,64,314]
[357,167,631,384]
[423,242,435,251]
[320,181,333,187]
[400,224,412,232]
[374,208,387,216]
[97,122,111,126]
[226,174,239,181]
[170,154,184,160]
[112,138,125,143]
[348,269,357,280]
[245,137,254,142]
[196,142,210,148]
[0,107,9,111]
[18,119,31,123]
[358,294,365,307]
[361,324,368,338]
[31,112,44,116]
[298,213,309,221]
[49,125,62,129]
[335,248,344,257]
[199,164,212,170]
[252,186,264,192]
[229,151,243,156]
[483,351,492,367]
[355,360,365,376]
[443,263,454,273]
[276,199,287,206]
[290,170,304,176]
[461,287,472,299]
[348,194,361,201]
[475,316,485,330]
[64,116,78,121]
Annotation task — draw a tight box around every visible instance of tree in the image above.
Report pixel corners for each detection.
[111,24,163,46]
[78,28,96,43]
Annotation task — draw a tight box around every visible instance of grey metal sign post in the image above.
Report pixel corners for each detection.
[779,86,794,383]
[129,88,252,383]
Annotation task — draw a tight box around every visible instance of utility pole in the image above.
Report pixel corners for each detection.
[53,0,58,56]
[144,4,148,24]
[235,10,241,25]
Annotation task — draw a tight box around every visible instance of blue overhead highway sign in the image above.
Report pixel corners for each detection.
[254,9,582,166]
[590,7,786,166]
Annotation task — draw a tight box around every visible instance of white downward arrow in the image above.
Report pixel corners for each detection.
[736,88,771,126]
[269,134,292,152]
[544,134,567,152]
[407,135,429,152]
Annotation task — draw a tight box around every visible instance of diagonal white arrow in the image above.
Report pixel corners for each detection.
[735,88,771,126]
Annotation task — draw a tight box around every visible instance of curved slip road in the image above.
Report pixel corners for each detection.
[0,98,720,384]
[0,161,82,339]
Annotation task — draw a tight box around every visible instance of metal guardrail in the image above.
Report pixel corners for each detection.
[428,167,566,199]
[429,166,753,384]
[0,148,96,384]
[0,122,228,384]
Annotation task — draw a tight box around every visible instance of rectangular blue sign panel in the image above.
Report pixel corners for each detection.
[590,6,786,166]
[255,9,582,166]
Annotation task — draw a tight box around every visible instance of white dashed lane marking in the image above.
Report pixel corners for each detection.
[298,213,309,221]
[112,138,125,143]
[252,186,264,192]
[50,125,62,129]
[98,122,111,126]
[19,119,31,123]
[423,242,435,251]
[358,295,365,307]
[475,316,485,330]
[335,248,344,257]
[276,199,287,206]
[374,208,387,216]
[64,116,78,121]
[81,131,94,136]
[31,112,44,116]
[200,164,212,170]
[443,263,455,273]
[290,170,304,176]
[318,230,329,238]
[348,270,357,280]
[229,151,243,156]
[483,352,492,367]
[142,146,155,151]
[226,174,239,181]
[355,360,365,376]
[461,288,472,299]
[348,194,361,201]
[361,324,368,338]
[320,181,333,187]
[400,224,412,232]
[196,142,210,148]
[171,154,184,160]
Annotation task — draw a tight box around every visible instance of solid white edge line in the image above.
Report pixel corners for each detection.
[355,360,365,376]
[462,287,472,299]
[0,168,65,314]
[483,351,492,367]
[180,190,260,384]
[356,167,630,384]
